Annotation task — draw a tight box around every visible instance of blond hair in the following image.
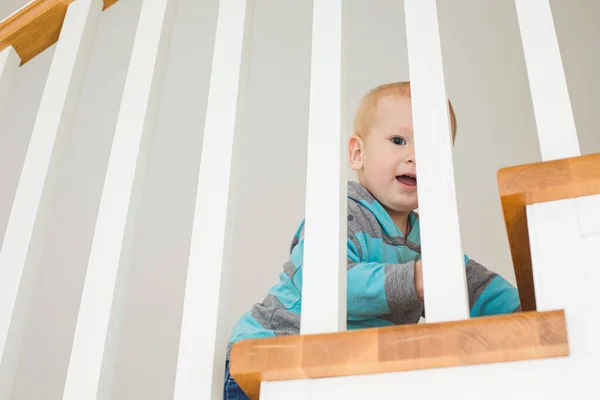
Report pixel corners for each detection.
[353,81,457,141]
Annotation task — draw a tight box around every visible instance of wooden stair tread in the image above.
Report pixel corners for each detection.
[0,0,120,65]
[497,152,600,311]
[230,310,568,400]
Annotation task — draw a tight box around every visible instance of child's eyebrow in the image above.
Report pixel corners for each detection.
[395,127,414,135]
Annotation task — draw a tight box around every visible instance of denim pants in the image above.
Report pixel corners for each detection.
[223,360,250,400]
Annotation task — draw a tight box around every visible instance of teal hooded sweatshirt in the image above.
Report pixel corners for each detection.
[227,181,521,356]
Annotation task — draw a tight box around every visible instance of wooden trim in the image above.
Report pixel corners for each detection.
[0,0,120,65]
[230,310,568,400]
[498,152,600,311]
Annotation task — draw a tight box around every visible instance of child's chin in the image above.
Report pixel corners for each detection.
[388,200,417,213]
[397,196,418,210]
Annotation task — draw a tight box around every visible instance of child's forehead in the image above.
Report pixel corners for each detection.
[371,95,413,127]
[354,87,414,137]
[375,94,412,115]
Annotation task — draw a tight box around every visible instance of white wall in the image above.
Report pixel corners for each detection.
[0,0,599,399]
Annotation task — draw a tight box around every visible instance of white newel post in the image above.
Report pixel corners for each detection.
[514,0,580,161]
[299,0,347,336]
[173,1,253,399]
[0,1,102,399]
[62,0,179,399]
[404,0,469,323]
[0,46,20,119]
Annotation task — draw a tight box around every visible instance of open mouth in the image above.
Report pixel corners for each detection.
[396,173,417,188]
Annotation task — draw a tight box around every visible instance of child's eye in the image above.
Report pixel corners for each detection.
[391,137,406,145]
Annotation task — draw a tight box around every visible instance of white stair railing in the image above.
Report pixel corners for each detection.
[0,1,102,398]
[0,0,598,399]
[404,0,469,323]
[173,1,253,399]
[62,0,179,398]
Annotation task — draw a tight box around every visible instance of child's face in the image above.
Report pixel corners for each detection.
[349,95,418,214]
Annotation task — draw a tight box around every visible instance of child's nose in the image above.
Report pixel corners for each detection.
[405,146,415,164]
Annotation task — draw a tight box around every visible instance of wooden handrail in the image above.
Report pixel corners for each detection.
[231,310,568,400]
[497,152,600,312]
[0,0,120,65]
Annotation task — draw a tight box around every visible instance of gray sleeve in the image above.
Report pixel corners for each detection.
[465,258,499,310]
[384,262,425,323]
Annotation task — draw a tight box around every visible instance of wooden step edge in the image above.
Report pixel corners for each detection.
[230,310,568,400]
[0,0,121,66]
[497,152,600,312]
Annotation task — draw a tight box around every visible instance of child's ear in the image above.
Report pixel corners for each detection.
[348,134,364,171]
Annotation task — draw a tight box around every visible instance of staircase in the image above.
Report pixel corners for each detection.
[0,0,599,399]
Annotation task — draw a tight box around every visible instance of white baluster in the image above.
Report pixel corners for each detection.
[0,1,101,398]
[62,0,178,398]
[0,47,20,119]
[404,0,469,323]
[300,0,347,335]
[514,0,580,161]
[173,1,253,399]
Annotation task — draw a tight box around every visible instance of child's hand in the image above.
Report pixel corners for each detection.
[415,260,424,301]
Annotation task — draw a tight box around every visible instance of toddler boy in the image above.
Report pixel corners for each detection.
[223,81,521,400]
